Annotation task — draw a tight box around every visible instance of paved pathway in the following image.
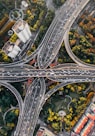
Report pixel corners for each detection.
[45,0,56,11]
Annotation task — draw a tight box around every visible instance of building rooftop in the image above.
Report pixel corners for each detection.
[71,95,95,136]
[2,39,21,58]
[12,20,26,33]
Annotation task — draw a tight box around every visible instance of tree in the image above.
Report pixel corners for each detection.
[51,122,60,131]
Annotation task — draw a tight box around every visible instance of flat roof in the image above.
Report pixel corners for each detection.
[12,20,26,33]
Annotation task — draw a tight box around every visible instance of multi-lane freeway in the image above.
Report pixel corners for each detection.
[0,0,95,136]
[0,64,95,81]
[37,0,90,69]
[14,78,46,136]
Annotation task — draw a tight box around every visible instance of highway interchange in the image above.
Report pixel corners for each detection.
[0,0,94,136]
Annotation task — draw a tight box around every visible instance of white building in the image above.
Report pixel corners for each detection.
[12,20,32,43]
[8,44,21,58]
[3,39,21,59]
[21,1,29,10]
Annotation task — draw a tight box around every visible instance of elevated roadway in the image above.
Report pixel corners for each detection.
[63,1,95,68]
[0,82,23,112]
[14,78,46,136]
[0,64,34,82]
[0,82,24,136]
[1,64,95,82]
[37,0,90,69]
[28,78,46,136]
[64,27,95,68]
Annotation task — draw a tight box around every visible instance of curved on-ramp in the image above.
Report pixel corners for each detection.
[0,82,23,112]
[0,82,23,136]
[37,0,90,69]
[64,29,95,68]
[42,80,93,108]
[63,0,95,68]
